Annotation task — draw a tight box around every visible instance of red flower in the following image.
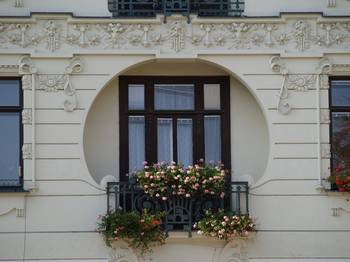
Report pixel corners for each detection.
[339,187,346,192]
[151,219,160,226]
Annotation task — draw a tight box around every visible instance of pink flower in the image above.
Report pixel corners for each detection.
[204,189,209,194]
[143,161,148,165]
[220,192,225,198]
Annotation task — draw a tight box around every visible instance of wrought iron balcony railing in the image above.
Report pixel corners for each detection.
[107,181,249,236]
[108,0,244,18]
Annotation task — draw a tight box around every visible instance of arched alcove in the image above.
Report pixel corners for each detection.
[83,59,269,185]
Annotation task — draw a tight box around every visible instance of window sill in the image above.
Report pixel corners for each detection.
[323,189,350,197]
[0,187,29,194]
[109,231,256,249]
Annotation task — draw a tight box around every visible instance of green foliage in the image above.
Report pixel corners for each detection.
[97,210,167,254]
[195,209,255,240]
[328,163,350,192]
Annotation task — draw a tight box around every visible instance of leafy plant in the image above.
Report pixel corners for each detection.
[136,160,227,199]
[194,209,255,240]
[97,210,167,254]
[328,163,350,192]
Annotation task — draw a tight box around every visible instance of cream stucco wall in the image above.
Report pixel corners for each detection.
[0,9,350,262]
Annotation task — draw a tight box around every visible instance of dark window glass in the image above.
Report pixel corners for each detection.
[0,79,22,188]
[0,113,20,186]
[0,80,20,107]
[331,80,350,107]
[119,76,231,181]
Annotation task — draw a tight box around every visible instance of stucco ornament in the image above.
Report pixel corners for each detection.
[269,56,291,115]
[107,242,140,262]
[22,144,32,159]
[66,24,101,48]
[38,75,68,92]
[214,235,256,262]
[0,14,350,53]
[22,109,32,124]
[62,57,83,112]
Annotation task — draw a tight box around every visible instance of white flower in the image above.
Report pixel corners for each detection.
[197,230,203,235]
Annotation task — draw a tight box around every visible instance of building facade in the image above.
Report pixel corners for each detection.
[0,0,350,261]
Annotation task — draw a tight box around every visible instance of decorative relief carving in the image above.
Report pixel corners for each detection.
[269,56,334,115]
[22,109,32,124]
[45,20,60,52]
[38,75,67,92]
[66,24,100,47]
[0,15,349,54]
[22,144,32,159]
[286,75,316,92]
[62,57,83,112]
[0,64,19,73]
[269,56,291,115]
[22,74,32,90]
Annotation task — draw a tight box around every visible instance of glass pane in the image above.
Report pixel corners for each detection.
[331,112,350,168]
[0,80,20,107]
[177,118,193,168]
[331,80,350,107]
[128,116,145,173]
[0,113,20,186]
[204,116,221,163]
[155,84,194,110]
[157,118,173,163]
[204,84,221,110]
[128,84,144,110]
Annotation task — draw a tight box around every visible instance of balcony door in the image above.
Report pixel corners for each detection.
[119,76,230,181]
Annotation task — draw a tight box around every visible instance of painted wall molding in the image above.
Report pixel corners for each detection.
[0,14,349,55]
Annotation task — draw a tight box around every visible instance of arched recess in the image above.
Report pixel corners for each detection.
[83,59,270,185]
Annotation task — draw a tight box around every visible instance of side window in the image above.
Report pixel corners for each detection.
[0,79,22,189]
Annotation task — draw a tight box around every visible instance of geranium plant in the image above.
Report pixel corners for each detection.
[135,160,227,200]
[97,210,167,254]
[194,209,256,240]
[328,163,350,192]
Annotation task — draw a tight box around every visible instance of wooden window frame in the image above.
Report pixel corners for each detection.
[119,76,231,181]
[329,76,350,172]
[0,77,23,190]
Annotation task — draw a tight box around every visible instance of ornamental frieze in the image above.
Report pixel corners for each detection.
[0,14,349,54]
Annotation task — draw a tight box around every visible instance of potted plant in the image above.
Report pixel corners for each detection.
[328,163,350,192]
[194,209,256,240]
[135,160,227,200]
[97,209,167,254]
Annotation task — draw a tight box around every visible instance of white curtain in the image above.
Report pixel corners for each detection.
[177,118,193,168]
[204,116,221,163]
[128,84,144,110]
[154,84,194,110]
[157,118,173,163]
[128,116,145,173]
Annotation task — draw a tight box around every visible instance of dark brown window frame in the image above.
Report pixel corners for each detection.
[0,77,23,191]
[119,76,231,181]
[329,76,350,173]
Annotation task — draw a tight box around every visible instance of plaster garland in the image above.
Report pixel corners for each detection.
[0,15,349,54]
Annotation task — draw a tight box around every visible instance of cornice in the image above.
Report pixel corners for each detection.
[0,13,349,56]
